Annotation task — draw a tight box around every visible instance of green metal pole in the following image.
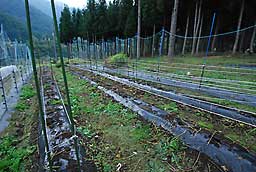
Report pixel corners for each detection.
[24,0,52,171]
[50,0,81,171]
[47,39,54,75]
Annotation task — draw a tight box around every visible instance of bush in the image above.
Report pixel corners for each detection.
[106,53,128,68]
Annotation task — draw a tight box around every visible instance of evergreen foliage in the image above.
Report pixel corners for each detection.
[59,0,256,46]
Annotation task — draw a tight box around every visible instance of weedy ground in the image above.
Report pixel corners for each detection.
[54,67,221,172]
[69,66,256,153]
[0,84,39,172]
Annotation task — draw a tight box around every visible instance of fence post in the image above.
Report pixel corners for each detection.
[159,27,164,57]
[12,69,18,93]
[152,25,156,57]
[0,72,7,111]
[19,66,24,83]
[199,13,216,88]
[115,37,118,54]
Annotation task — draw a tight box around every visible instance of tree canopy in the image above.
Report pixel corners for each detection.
[59,0,256,45]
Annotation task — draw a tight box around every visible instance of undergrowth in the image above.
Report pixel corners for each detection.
[54,67,210,171]
[106,53,128,67]
[0,84,37,171]
[0,137,35,172]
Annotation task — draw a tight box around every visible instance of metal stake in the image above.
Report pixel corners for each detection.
[24,0,52,171]
[199,13,216,88]
[50,0,82,171]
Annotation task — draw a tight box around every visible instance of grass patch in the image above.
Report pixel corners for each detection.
[15,102,29,111]
[198,121,214,130]
[160,102,179,113]
[54,67,205,171]
[130,123,151,141]
[0,137,36,172]
[106,53,128,67]
[49,99,62,105]
[20,85,36,100]
[0,83,39,171]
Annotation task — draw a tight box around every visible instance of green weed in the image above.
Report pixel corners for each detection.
[0,136,36,172]
[20,85,35,100]
[156,137,185,164]
[15,85,36,111]
[198,121,214,130]
[77,127,93,138]
[147,160,166,172]
[106,53,128,67]
[130,124,151,141]
[49,99,62,105]
[15,102,28,111]
[160,102,179,113]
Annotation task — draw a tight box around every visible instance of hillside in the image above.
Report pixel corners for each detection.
[0,12,28,40]
[29,0,63,19]
[0,0,54,40]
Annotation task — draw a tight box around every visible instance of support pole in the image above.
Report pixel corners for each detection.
[137,0,141,58]
[24,0,52,171]
[199,13,216,88]
[159,27,164,57]
[19,66,24,83]
[0,72,7,111]
[12,69,18,93]
[50,0,81,171]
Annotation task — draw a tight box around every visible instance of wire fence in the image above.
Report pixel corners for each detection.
[0,24,32,117]
[63,23,256,60]
[58,23,256,97]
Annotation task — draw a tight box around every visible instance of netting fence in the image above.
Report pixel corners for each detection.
[0,24,32,116]
[64,23,256,60]
[62,24,256,97]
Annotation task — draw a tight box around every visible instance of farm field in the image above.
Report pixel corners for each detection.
[1,0,256,171]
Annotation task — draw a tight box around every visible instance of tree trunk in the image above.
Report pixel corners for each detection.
[196,15,204,54]
[152,25,155,57]
[168,0,179,58]
[239,32,245,52]
[191,0,202,55]
[137,0,141,58]
[232,0,245,54]
[143,34,146,57]
[182,15,190,55]
[250,22,256,53]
